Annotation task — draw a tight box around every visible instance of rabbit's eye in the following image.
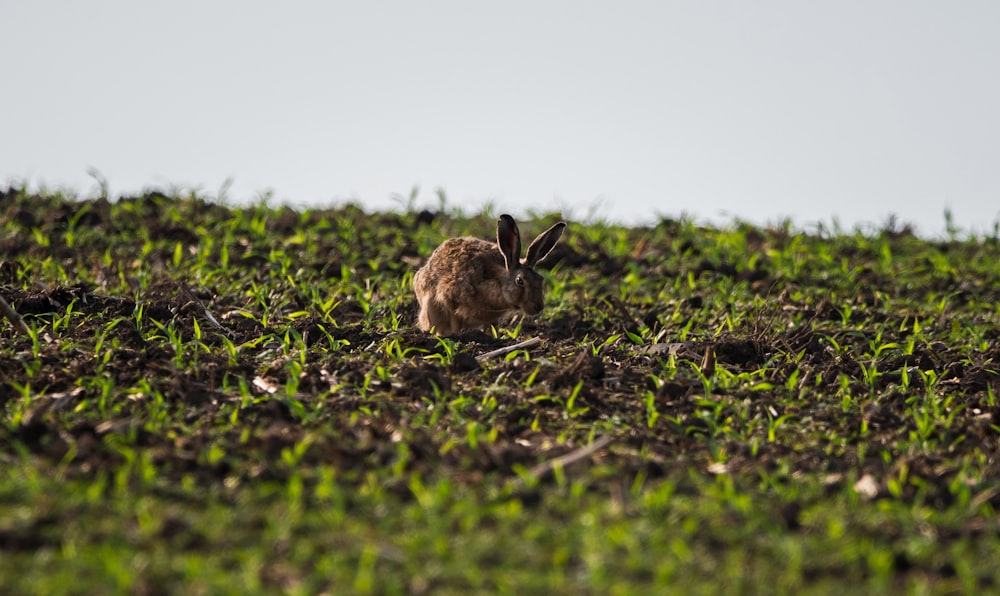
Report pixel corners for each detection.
[515,275,525,287]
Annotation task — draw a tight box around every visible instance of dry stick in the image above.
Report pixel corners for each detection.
[517,434,615,485]
[476,336,542,362]
[178,283,233,337]
[608,295,643,332]
[0,294,31,337]
[971,485,1000,511]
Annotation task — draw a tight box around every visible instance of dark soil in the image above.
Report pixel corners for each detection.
[2,187,1000,536]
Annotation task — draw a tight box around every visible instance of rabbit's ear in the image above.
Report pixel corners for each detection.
[525,221,566,267]
[497,214,521,270]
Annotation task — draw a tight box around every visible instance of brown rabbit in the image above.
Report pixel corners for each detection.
[414,214,566,335]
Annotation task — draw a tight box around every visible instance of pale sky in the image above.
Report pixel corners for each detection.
[3,1,998,235]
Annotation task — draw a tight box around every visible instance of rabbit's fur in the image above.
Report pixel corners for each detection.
[414,214,566,335]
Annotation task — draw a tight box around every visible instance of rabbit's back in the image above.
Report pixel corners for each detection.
[418,237,504,284]
[414,238,504,302]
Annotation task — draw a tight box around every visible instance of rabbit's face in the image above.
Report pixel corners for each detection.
[504,266,546,315]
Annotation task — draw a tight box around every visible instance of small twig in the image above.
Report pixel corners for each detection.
[0,294,31,337]
[178,283,233,337]
[517,435,615,484]
[608,295,642,331]
[970,485,1000,511]
[476,336,542,362]
[22,388,84,426]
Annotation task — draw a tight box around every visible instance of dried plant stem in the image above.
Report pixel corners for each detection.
[178,283,232,337]
[0,294,31,337]
[476,336,542,362]
[518,435,615,484]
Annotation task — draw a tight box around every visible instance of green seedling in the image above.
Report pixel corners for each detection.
[1,188,999,594]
